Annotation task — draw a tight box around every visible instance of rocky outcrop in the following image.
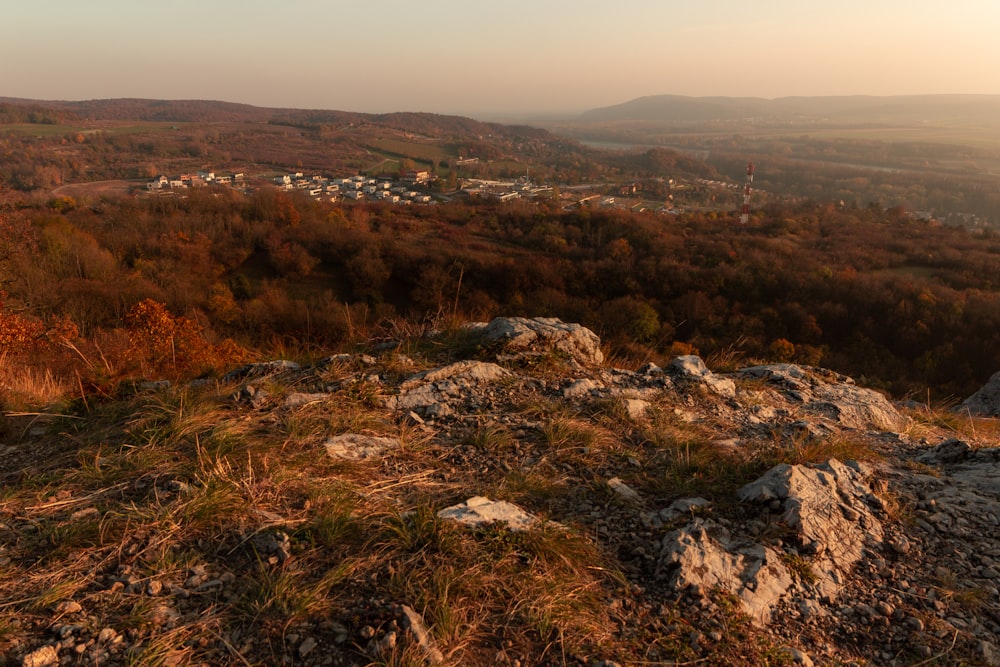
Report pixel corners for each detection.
[386,360,510,418]
[961,371,1000,417]
[739,459,884,598]
[476,316,604,366]
[736,364,905,432]
[14,317,1000,667]
[659,459,887,625]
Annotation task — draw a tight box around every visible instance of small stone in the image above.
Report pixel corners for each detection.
[839,503,860,521]
[70,507,100,521]
[376,630,397,655]
[607,477,641,501]
[55,600,83,615]
[360,626,376,640]
[977,640,1000,666]
[298,636,317,658]
[97,627,117,643]
[21,645,59,667]
[780,646,814,666]
[146,580,163,596]
[398,604,444,664]
[874,601,893,617]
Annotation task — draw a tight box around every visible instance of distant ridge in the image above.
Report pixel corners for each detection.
[0,97,550,139]
[580,94,1000,125]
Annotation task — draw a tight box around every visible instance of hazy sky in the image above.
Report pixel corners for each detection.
[2,0,998,117]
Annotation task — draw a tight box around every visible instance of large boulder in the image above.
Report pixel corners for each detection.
[479,317,604,366]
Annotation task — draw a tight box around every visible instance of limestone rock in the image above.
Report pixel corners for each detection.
[659,520,793,624]
[223,360,300,382]
[437,496,540,532]
[960,370,1000,417]
[737,364,904,432]
[739,459,883,598]
[21,645,59,667]
[667,355,736,398]
[324,434,401,461]
[397,604,444,665]
[480,316,604,366]
[387,360,510,416]
[915,438,973,464]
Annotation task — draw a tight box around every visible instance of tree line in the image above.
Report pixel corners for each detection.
[4,187,1000,399]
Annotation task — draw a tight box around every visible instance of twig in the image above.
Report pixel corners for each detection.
[76,371,90,413]
[206,629,254,667]
[25,482,129,512]
[965,406,977,441]
[362,471,436,496]
[910,629,959,667]
[0,596,44,610]
[5,412,84,419]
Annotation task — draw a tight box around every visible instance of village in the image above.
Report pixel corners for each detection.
[144,166,737,216]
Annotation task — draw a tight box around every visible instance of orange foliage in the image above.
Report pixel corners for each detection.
[0,308,47,353]
[668,340,700,357]
[124,299,249,379]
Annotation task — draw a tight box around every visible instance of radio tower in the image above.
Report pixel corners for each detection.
[739,161,754,224]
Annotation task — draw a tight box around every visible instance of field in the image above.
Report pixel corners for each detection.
[366,137,453,164]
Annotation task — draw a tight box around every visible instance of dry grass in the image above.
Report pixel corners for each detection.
[902,402,1000,446]
[6,332,951,666]
[0,357,636,665]
[0,353,72,410]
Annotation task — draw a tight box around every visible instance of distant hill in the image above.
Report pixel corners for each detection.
[581,94,1000,125]
[0,97,550,140]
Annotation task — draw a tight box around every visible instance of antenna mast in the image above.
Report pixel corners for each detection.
[739,161,754,224]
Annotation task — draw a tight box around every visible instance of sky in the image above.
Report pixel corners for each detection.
[2,0,999,118]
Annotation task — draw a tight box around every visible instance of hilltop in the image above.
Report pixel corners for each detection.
[2,317,999,666]
[578,94,1000,127]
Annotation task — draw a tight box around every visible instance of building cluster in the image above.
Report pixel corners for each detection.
[143,168,697,216]
[461,178,552,203]
[147,171,245,192]
[272,171,435,204]
[145,169,437,205]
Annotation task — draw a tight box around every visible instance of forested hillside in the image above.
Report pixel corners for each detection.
[3,187,1000,403]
